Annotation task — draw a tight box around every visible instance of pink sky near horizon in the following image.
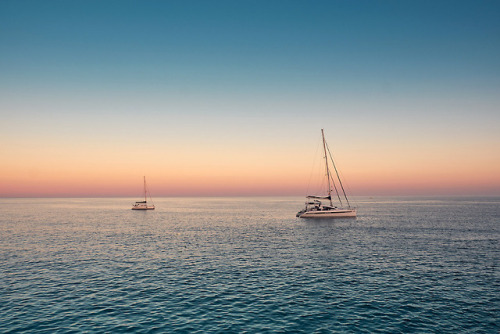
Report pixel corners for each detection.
[1,130,499,197]
[1,109,500,197]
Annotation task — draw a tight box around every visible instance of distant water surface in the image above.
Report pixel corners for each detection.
[1,197,499,333]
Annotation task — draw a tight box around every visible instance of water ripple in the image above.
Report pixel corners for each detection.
[1,197,499,332]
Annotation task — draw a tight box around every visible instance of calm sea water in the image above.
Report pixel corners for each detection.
[1,197,498,333]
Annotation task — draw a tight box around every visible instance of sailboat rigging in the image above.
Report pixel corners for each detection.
[296,129,356,218]
[132,176,155,210]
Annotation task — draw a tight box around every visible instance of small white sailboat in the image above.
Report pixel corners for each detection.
[296,129,356,218]
[132,176,155,210]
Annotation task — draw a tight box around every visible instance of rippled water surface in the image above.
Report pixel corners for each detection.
[1,197,499,333]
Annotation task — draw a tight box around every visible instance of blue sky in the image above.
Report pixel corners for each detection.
[1,0,499,196]
[3,0,499,96]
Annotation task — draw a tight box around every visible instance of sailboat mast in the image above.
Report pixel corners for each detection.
[143,176,147,202]
[321,129,333,207]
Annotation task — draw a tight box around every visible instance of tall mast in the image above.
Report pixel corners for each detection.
[321,129,333,207]
[143,176,147,202]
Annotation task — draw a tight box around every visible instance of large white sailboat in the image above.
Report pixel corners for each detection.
[296,129,356,218]
[132,176,155,210]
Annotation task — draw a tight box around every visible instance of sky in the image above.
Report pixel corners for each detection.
[1,0,499,197]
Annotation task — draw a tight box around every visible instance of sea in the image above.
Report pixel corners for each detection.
[1,196,498,333]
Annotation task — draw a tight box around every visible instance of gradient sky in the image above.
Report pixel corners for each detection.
[1,0,499,197]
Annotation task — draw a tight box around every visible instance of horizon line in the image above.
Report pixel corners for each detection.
[2,194,500,199]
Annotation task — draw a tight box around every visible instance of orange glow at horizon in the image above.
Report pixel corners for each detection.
[1,125,499,197]
[2,157,499,197]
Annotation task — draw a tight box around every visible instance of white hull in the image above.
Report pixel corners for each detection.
[299,209,356,218]
[131,206,155,210]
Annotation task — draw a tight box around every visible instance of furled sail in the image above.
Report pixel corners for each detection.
[306,195,331,200]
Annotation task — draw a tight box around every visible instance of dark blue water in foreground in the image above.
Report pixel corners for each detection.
[1,197,499,333]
